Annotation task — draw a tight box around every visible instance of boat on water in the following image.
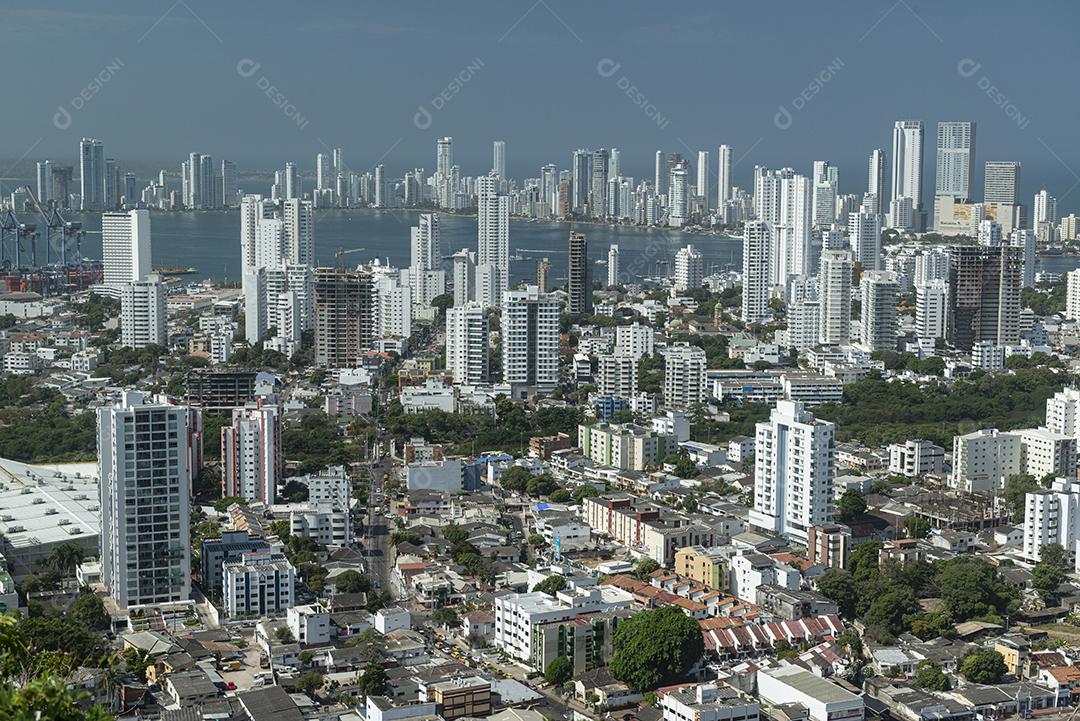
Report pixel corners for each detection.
[154,266,199,274]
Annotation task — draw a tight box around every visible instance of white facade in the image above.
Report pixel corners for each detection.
[98,391,192,608]
[848,206,882,270]
[663,343,707,409]
[1009,229,1037,288]
[891,120,925,214]
[915,280,947,343]
[1015,427,1077,481]
[121,274,166,349]
[493,589,631,663]
[935,121,976,200]
[223,551,295,618]
[674,244,704,291]
[615,322,654,359]
[597,353,638,399]
[502,286,560,393]
[750,401,836,544]
[222,403,281,506]
[446,303,489,385]
[758,666,863,721]
[1024,479,1080,565]
[888,439,945,477]
[477,174,509,307]
[818,250,852,345]
[950,429,1021,494]
[742,220,772,325]
[607,244,620,287]
[102,209,152,287]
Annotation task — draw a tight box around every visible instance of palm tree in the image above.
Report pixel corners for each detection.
[48,543,84,577]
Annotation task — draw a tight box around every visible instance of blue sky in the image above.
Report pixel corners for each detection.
[6,0,1080,206]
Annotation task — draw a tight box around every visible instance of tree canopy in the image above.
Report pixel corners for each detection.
[609,607,704,691]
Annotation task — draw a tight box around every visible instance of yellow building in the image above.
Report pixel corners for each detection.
[994,636,1030,676]
[674,546,728,591]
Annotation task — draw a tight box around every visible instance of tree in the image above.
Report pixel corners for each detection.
[214,496,247,513]
[390,530,421,547]
[937,559,1018,623]
[275,626,296,644]
[528,533,546,548]
[864,587,919,638]
[431,608,459,628]
[355,663,388,699]
[0,675,112,721]
[1032,562,1066,598]
[335,571,372,595]
[1040,543,1068,569]
[571,485,600,503]
[634,557,660,581]
[816,570,858,619]
[905,517,931,539]
[909,612,953,641]
[499,467,532,493]
[837,490,867,522]
[295,671,324,697]
[610,607,704,691]
[67,593,109,631]
[544,656,573,686]
[914,659,951,691]
[960,649,1007,685]
[532,576,567,597]
[268,519,291,540]
[1004,474,1043,517]
[47,544,84,577]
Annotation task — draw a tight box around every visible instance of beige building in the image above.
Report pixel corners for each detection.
[675,546,729,591]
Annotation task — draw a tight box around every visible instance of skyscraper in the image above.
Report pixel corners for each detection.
[935,121,976,201]
[607,244,620,288]
[891,120,924,214]
[222,402,281,506]
[916,279,948,343]
[668,163,689,227]
[120,274,166,349]
[477,173,509,307]
[984,161,1020,205]
[451,249,477,306]
[750,400,836,544]
[36,160,51,206]
[436,137,453,208]
[663,344,707,409]
[79,138,104,211]
[696,150,710,211]
[654,150,665,196]
[316,153,331,190]
[674,244,703,291]
[811,161,838,226]
[567,232,591,314]
[373,164,385,208]
[859,270,899,353]
[102,209,152,287]
[867,148,886,216]
[492,140,506,178]
[99,391,192,608]
[1034,189,1058,227]
[717,145,733,209]
[742,220,772,325]
[283,198,315,267]
[849,204,883,270]
[946,245,1022,350]
[818,250,853,345]
[502,286,560,395]
[590,148,609,219]
[446,303,490,385]
[535,257,551,293]
[284,162,299,200]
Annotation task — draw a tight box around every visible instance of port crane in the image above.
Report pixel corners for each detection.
[21,185,85,268]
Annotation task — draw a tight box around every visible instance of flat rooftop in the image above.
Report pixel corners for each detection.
[0,458,100,549]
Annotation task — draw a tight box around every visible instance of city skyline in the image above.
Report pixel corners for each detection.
[4,1,1080,205]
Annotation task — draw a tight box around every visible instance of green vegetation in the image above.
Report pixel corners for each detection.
[544,655,573,686]
[1032,543,1068,599]
[0,397,96,463]
[814,368,1069,447]
[837,490,866,522]
[959,648,1007,684]
[815,546,1018,643]
[431,607,459,628]
[531,576,567,597]
[609,607,704,691]
[1022,282,1065,316]
[914,659,951,691]
[386,397,582,457]
[633,557,660,581]
[282,413,354,474]
[355,663,388,699]
[335,570,372,594]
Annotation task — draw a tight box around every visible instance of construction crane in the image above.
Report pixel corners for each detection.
[21,185,84,267]
[335,247,366,271]
[0,209,37,271]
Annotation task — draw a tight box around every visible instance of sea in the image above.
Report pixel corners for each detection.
[60,209,743,286]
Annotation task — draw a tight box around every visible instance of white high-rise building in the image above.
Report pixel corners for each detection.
[121,274,166,349]
[316,153,331,190]
[742,220,772,325]
[818,250,852,345]
[914,248,950,285]
[373,164,385,208]
[916,280,948,343]
[717,145,733,209]
[597,353,638,399]
[985,161,1021,205]
[1034,189,1058,227]
[477,173,509,307]
[668,164,689,227]
[240,195,274,271]
[102,209,152,287]
[283,198,315,267]
[674,244,703,291]
[1023,479,1080,567]
[1009,229,1037,288]
[493,140,506,178]
[787,300,821,351]
[502,286,559,394]
[663,343,706,409]
[859,270,899,353]
[410,212,441,273]
[696,150,710,211]
[450,248,476,307]
[978,219,1003,247]
[756,168,811,287]
[848,205,882,270]
[607,244,620,287]
[436,137,453,208]
[1067,271,1080,322]
[446,303,490,385]
[867,148,886,216]
[99,391,192,608]
[891,120,925,216]
[374,273,412,340]
[935,121,976,201]
[615,322,654,359]
[654,150,665,196]
[222,402,281,506]
[283,162,299,199]
[750,400,836,544]
[36,160,51,206]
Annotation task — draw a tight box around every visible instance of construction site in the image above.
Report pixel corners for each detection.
[0,185,102,295]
